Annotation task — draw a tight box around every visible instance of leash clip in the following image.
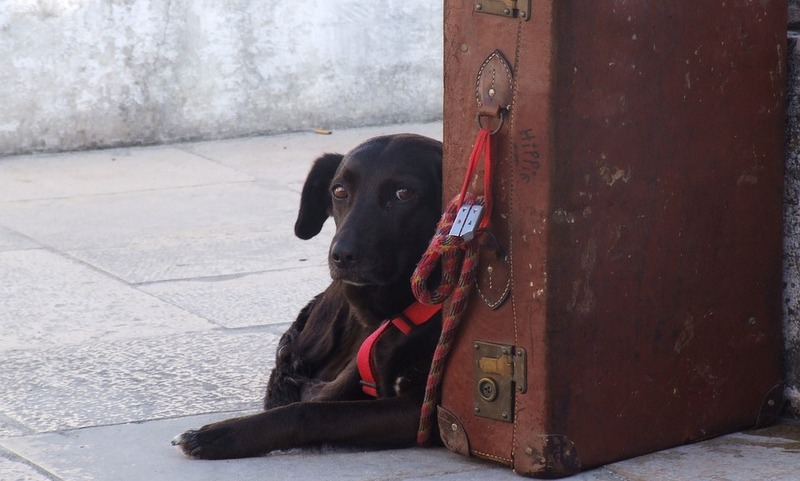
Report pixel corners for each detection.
[448,203,484,241]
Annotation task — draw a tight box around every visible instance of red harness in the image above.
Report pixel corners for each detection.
[356,301,442,397]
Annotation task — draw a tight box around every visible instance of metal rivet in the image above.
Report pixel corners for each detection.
[525,447,534,455]
[520,11,528,19]
[474,406,481,413]
[503,8,511,15]
[488,88,496,97]
[748,317,757,326]
[768,399,776,407]
[502,348,510,355]
[451,423,459,432]
[474,343,480,350]
[501,412,509,419]
[475,3,483,11]
[460,43,469,52]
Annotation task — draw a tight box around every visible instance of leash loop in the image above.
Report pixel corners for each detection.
[457,128,494,230]
[476,109,506,136]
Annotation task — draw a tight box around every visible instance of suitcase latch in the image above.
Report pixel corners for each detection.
[474,1,531,21]
[473,341,527,423]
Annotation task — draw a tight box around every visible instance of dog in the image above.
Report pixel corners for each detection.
[172,133,443,459]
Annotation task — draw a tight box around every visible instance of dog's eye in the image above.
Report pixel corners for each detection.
[394,188,415,201]
[331,185,348,200]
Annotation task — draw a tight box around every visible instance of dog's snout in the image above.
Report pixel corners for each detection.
[330,240,359,269]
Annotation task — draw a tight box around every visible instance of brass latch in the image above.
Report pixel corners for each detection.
[474,0,532,21]
[473,341,527,423]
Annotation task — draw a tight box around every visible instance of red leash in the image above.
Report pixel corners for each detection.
[412,128,495,446]
[457,127,494,228]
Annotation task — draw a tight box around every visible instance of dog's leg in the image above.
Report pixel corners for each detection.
[263,294,327,409]
[172,396,421,459]
[299,359,364,402]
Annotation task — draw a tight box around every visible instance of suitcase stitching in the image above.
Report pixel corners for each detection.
[508,17,524,465]
[472,448,513,464]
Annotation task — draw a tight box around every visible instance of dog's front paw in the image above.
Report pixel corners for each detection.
[172,425,236,460]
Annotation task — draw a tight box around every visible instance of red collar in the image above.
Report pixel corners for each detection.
[356,301,442,397]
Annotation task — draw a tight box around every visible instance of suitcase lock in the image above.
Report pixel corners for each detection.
[473,341,527,422]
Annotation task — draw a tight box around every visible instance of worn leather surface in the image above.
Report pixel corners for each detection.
[441,1,787,477]
[437,406,471,457]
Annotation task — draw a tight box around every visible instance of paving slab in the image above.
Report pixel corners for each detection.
[182,122,443,191]
[0,413,32,439]
[0,452,56,481]
[0,183,334,283]
[0,328,281,433]
[0,146,253,202]
[0,412,609,481]
[0,183,298,251]
[0,249,215,352]
[3,415,799,481]
[607,424,800,481]
[140,264,331,328]
[0,225,38,252]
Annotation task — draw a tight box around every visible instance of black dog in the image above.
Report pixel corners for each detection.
[173,134,443,459]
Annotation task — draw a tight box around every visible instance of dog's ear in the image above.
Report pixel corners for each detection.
[295,153,344,240]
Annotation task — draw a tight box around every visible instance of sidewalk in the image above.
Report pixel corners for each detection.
[0,122,797,481]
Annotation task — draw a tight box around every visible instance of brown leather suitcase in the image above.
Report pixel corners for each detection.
[436,1,787,477]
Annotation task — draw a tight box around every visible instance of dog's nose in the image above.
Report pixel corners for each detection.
[330,240,359,269]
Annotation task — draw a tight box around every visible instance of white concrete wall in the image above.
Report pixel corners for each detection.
[786,33,800,417]
[0,0,443,156]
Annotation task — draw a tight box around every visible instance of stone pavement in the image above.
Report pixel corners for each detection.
[0,122,797,480]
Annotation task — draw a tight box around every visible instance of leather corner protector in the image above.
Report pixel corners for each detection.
[515,434,581,478]
[438,405,470,456]
[755,382,785,427]
[475,50,514,119]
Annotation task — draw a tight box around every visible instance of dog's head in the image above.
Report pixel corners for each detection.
[295,134,442,287]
